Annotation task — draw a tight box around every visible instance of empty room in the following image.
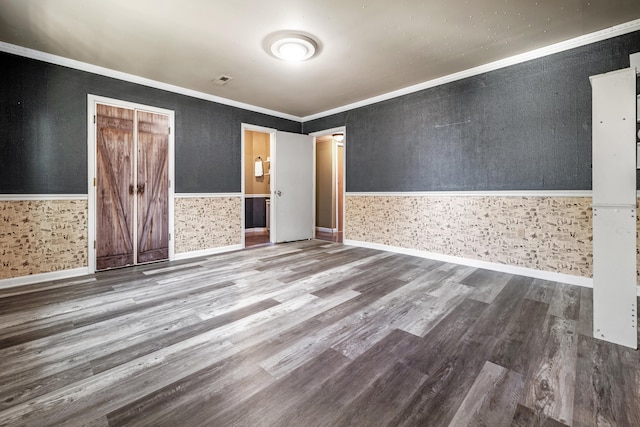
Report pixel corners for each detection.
[2,1,640,426]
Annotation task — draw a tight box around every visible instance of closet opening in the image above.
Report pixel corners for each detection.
[87,95,175,273]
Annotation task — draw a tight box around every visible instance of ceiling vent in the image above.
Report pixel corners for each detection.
[213,75,233,85]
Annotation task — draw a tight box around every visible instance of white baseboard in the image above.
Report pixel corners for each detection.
[245,228,268,234]
[0,267,91,290]
[343,239,596,289]
[174,244,242,260]
[316,227,338,233]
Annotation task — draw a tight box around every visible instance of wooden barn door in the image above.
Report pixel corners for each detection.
[96,104,169,270]
[136,111,169,264]
[96,105,135,270]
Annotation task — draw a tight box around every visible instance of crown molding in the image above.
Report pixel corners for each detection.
[302,18,640,122]
[0,41,301,122]
[2,18,639,124]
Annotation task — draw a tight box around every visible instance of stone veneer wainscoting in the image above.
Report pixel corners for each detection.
[0,200,88,280]
[1,196,243,283]
[174,196,242,254]
[2,194,637,285]
[345,195,596,278]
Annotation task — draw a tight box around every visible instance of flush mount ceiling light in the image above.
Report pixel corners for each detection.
[332,133,344,142]
[269,33,318,62]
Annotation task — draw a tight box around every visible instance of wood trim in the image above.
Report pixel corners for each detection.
[174,193,243,198]
[310,126,347,244]
[241,124,277,249]
[346,190,594,197]
[0,267,91,290]
[173,244,242,260]
[301,18,640,122]
[0,41,300,122]
[3,17,638,124]
[343,239,595,288]
[315,227,338,233]
[0,195,88,201]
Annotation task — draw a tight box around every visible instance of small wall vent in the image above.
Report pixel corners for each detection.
[213,75,233,85]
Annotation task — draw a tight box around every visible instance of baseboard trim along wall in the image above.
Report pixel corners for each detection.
[174,244,242,261]
[344,238,640,296]
[0,267,91,290]
[315,227,338,233]
[345,238,593,287]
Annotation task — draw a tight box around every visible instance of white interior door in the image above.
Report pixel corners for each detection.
[272,131,314,243]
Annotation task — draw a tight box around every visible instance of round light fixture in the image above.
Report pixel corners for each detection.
[269,34,318,62]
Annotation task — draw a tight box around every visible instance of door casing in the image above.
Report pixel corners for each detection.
[310,126,347,238]
[88,94,175,273]
[241,123,276,248]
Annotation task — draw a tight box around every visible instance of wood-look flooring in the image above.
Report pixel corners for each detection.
[0,240,638,426]
[316,230,343,243]
[244,231,272,248]
[245,230,342,248]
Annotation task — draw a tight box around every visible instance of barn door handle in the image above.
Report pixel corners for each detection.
[129,185,134,195]
[137,183,145,195]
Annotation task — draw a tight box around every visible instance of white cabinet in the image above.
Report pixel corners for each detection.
[591,69,636,206]
[592,207,637,347]
[590,67,638,349]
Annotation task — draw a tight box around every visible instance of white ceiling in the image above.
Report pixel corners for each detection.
[1,0,640,119]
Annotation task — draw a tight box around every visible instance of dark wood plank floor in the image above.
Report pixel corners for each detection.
[0,240,638,426]
[244,230,271,248]
[245,230,342,247]
[316,230,343,243]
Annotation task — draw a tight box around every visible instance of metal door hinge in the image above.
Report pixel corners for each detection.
[93,240,96,249]
[93,177,96,187]
[168,179,171,188]
[169,233,172,241]
[93,115,96,124]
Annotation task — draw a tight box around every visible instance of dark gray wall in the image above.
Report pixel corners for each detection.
[0,52,300,194]
[245,197,268,228]
[304,31,640,192]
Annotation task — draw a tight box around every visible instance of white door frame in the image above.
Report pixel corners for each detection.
[87,94,176,273]
[310,126,346,238]
[241,123,276,248]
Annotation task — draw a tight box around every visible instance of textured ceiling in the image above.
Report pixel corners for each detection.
[1,0,640,118]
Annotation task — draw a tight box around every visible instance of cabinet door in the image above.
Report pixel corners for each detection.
[96,104,135,270]
[592,207,637,348]
[136,111,170,264]
[591,68,636,206]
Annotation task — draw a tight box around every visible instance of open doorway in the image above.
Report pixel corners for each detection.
[313,129,345,243]
[243,129,271,248]
[242,124,314,248]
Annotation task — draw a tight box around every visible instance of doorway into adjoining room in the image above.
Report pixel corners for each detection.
[243,129,271,248]
[314,130,345,243]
